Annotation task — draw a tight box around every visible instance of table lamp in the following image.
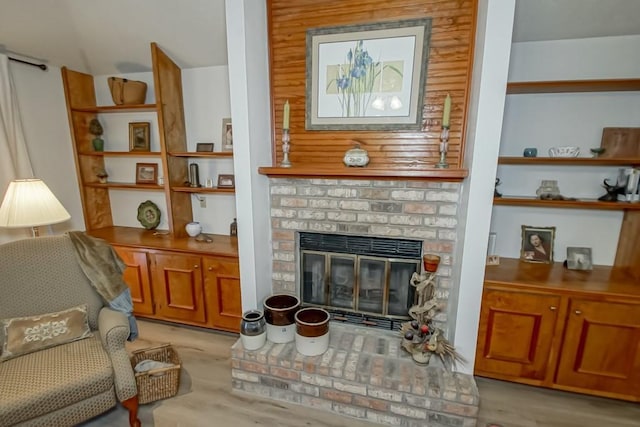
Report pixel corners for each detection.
[0,178,71,237]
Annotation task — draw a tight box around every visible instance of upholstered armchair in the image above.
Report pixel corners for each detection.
[0,235,140,427]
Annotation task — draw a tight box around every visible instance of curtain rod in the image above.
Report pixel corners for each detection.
[8,57,47,71]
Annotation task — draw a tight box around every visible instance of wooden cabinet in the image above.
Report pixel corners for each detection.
[203,256,242,332]
[475,259,640,402]
[151,252,207,324]
[114,246,154,316]
[475,289,561,383]
[93,228,241,333]
[556,299,640,398]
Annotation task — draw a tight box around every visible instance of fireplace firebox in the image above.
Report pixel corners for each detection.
[299,232,421,330]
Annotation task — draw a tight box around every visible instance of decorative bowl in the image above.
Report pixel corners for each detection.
[548,146,580,157]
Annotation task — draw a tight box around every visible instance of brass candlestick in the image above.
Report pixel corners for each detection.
[435,126,450,169]
[280,129,292,168]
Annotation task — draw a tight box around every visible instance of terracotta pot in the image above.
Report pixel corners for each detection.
[263,294,300,326]
[294,308,330,338]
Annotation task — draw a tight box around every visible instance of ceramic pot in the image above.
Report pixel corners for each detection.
[263,294,300,343]
[294,307,330,356]
[92,137,104,152]
[185,221,202,237]
[240,310,267,351]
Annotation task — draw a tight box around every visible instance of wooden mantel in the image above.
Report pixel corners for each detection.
[258,166,468,181]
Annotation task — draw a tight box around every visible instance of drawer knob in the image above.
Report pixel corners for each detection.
[194,265,199,269]
[208,267,213,271]
[549,306,557,311]
[574,310,582,315]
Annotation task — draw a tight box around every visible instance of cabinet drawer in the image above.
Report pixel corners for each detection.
[114,246,154,316]
[204,257,242,332]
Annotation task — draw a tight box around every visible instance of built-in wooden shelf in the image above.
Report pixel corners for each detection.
[80,151,162,157]
[172,186,235,194]
[258,166,468,180]
[484,257,640,298]
[494,196,640,210]
[506,79,640,94]
[71,104,157,113]
[85,182,164,191]
[498,157,640,166]
[87,226,238,257]
[170,152,233,158]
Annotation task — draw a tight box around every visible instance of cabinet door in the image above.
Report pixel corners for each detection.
[114,246,154,316]
[556,299,640,399]
[203,256,242,332]
[475,288,561,382]
[150,253,207,324]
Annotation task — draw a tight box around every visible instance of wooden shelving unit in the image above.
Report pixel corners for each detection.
[172,186,235,194]
[506,78,640,94]
[170,151,233,158]
[80,151,162,157]
[498,156,640,166]
[70,104,157,113]
[85,182,165,191]
[493,196,640,211]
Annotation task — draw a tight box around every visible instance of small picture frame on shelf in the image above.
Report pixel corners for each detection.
[221,118,233,151]
[196,142,214,152]
[520,225,555,264]
[129,122,151,152]
[217,174,235,188]
[135,163,158,184]
[566,247,593,270]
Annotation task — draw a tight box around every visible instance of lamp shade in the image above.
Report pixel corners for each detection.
[0,179,71,228]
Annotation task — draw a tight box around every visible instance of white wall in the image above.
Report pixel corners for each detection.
[452,0,515,374]
[226,0,274,311]
[0,63,84,243]
[492,35,640,264]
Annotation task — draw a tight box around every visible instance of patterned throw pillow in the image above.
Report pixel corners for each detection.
[0,304,93,361]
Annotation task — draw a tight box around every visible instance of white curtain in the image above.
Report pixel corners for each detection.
[0,54,34,242]
[0,54,34,185]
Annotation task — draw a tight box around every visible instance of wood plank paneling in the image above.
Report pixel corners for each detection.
[267,0,477,171]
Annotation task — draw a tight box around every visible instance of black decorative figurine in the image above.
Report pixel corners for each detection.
[598,178,626,202]
[494,178,502,198]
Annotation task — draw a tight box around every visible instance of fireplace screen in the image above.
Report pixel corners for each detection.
[299,233,421,329]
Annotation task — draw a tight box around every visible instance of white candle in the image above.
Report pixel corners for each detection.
[442,93,451,128]
[283,100,290,130]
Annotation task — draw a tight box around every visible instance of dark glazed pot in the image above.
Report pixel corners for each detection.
[240,310,266,336]
[295,308,330,338]
[263,294,301,326]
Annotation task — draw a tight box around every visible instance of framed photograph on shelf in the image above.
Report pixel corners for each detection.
[196,142,214,152]
[217,174,235,188]
[567,247,593,270]
[129,122,151,152]
[305,18,432,131]
[135,163,158,185]
[520,225,555,264]
[221,118,233,151]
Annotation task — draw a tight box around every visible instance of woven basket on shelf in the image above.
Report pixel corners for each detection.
[130,344,181,404]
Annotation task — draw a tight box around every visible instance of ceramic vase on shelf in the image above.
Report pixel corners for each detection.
[240,310,267,351]
[185,221,202,237]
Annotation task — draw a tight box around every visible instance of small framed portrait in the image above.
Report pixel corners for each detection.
[196,142,214,152]
[135,163,158,185]
[567,247,593,270]
[520,225,555,264]
[129,122,151,152]
[221,118,233,151]
[217,174,235,188]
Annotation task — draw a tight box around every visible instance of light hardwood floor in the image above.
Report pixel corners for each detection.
[83,320,640,427]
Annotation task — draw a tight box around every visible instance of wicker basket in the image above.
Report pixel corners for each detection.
[130,344,181,404]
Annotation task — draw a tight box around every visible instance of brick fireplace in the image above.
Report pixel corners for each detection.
[231,177,479,426]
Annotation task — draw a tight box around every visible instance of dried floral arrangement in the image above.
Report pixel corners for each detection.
[400,271,465,369]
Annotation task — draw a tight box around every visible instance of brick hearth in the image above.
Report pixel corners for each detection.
[231,323,479,427]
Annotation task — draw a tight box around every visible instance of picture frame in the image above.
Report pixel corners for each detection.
[129,122,151,152]
[221,118,233,151]
[217,174,235,188]
[520,225,556,264]
[196,142,214,152]
[306,18,432,131]
[567,247,593,270]
[135,163,158,185]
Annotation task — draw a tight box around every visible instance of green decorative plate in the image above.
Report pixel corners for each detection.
[137,200,161,230]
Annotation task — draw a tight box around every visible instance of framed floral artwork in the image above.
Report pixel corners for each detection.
[305,18,432,130]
